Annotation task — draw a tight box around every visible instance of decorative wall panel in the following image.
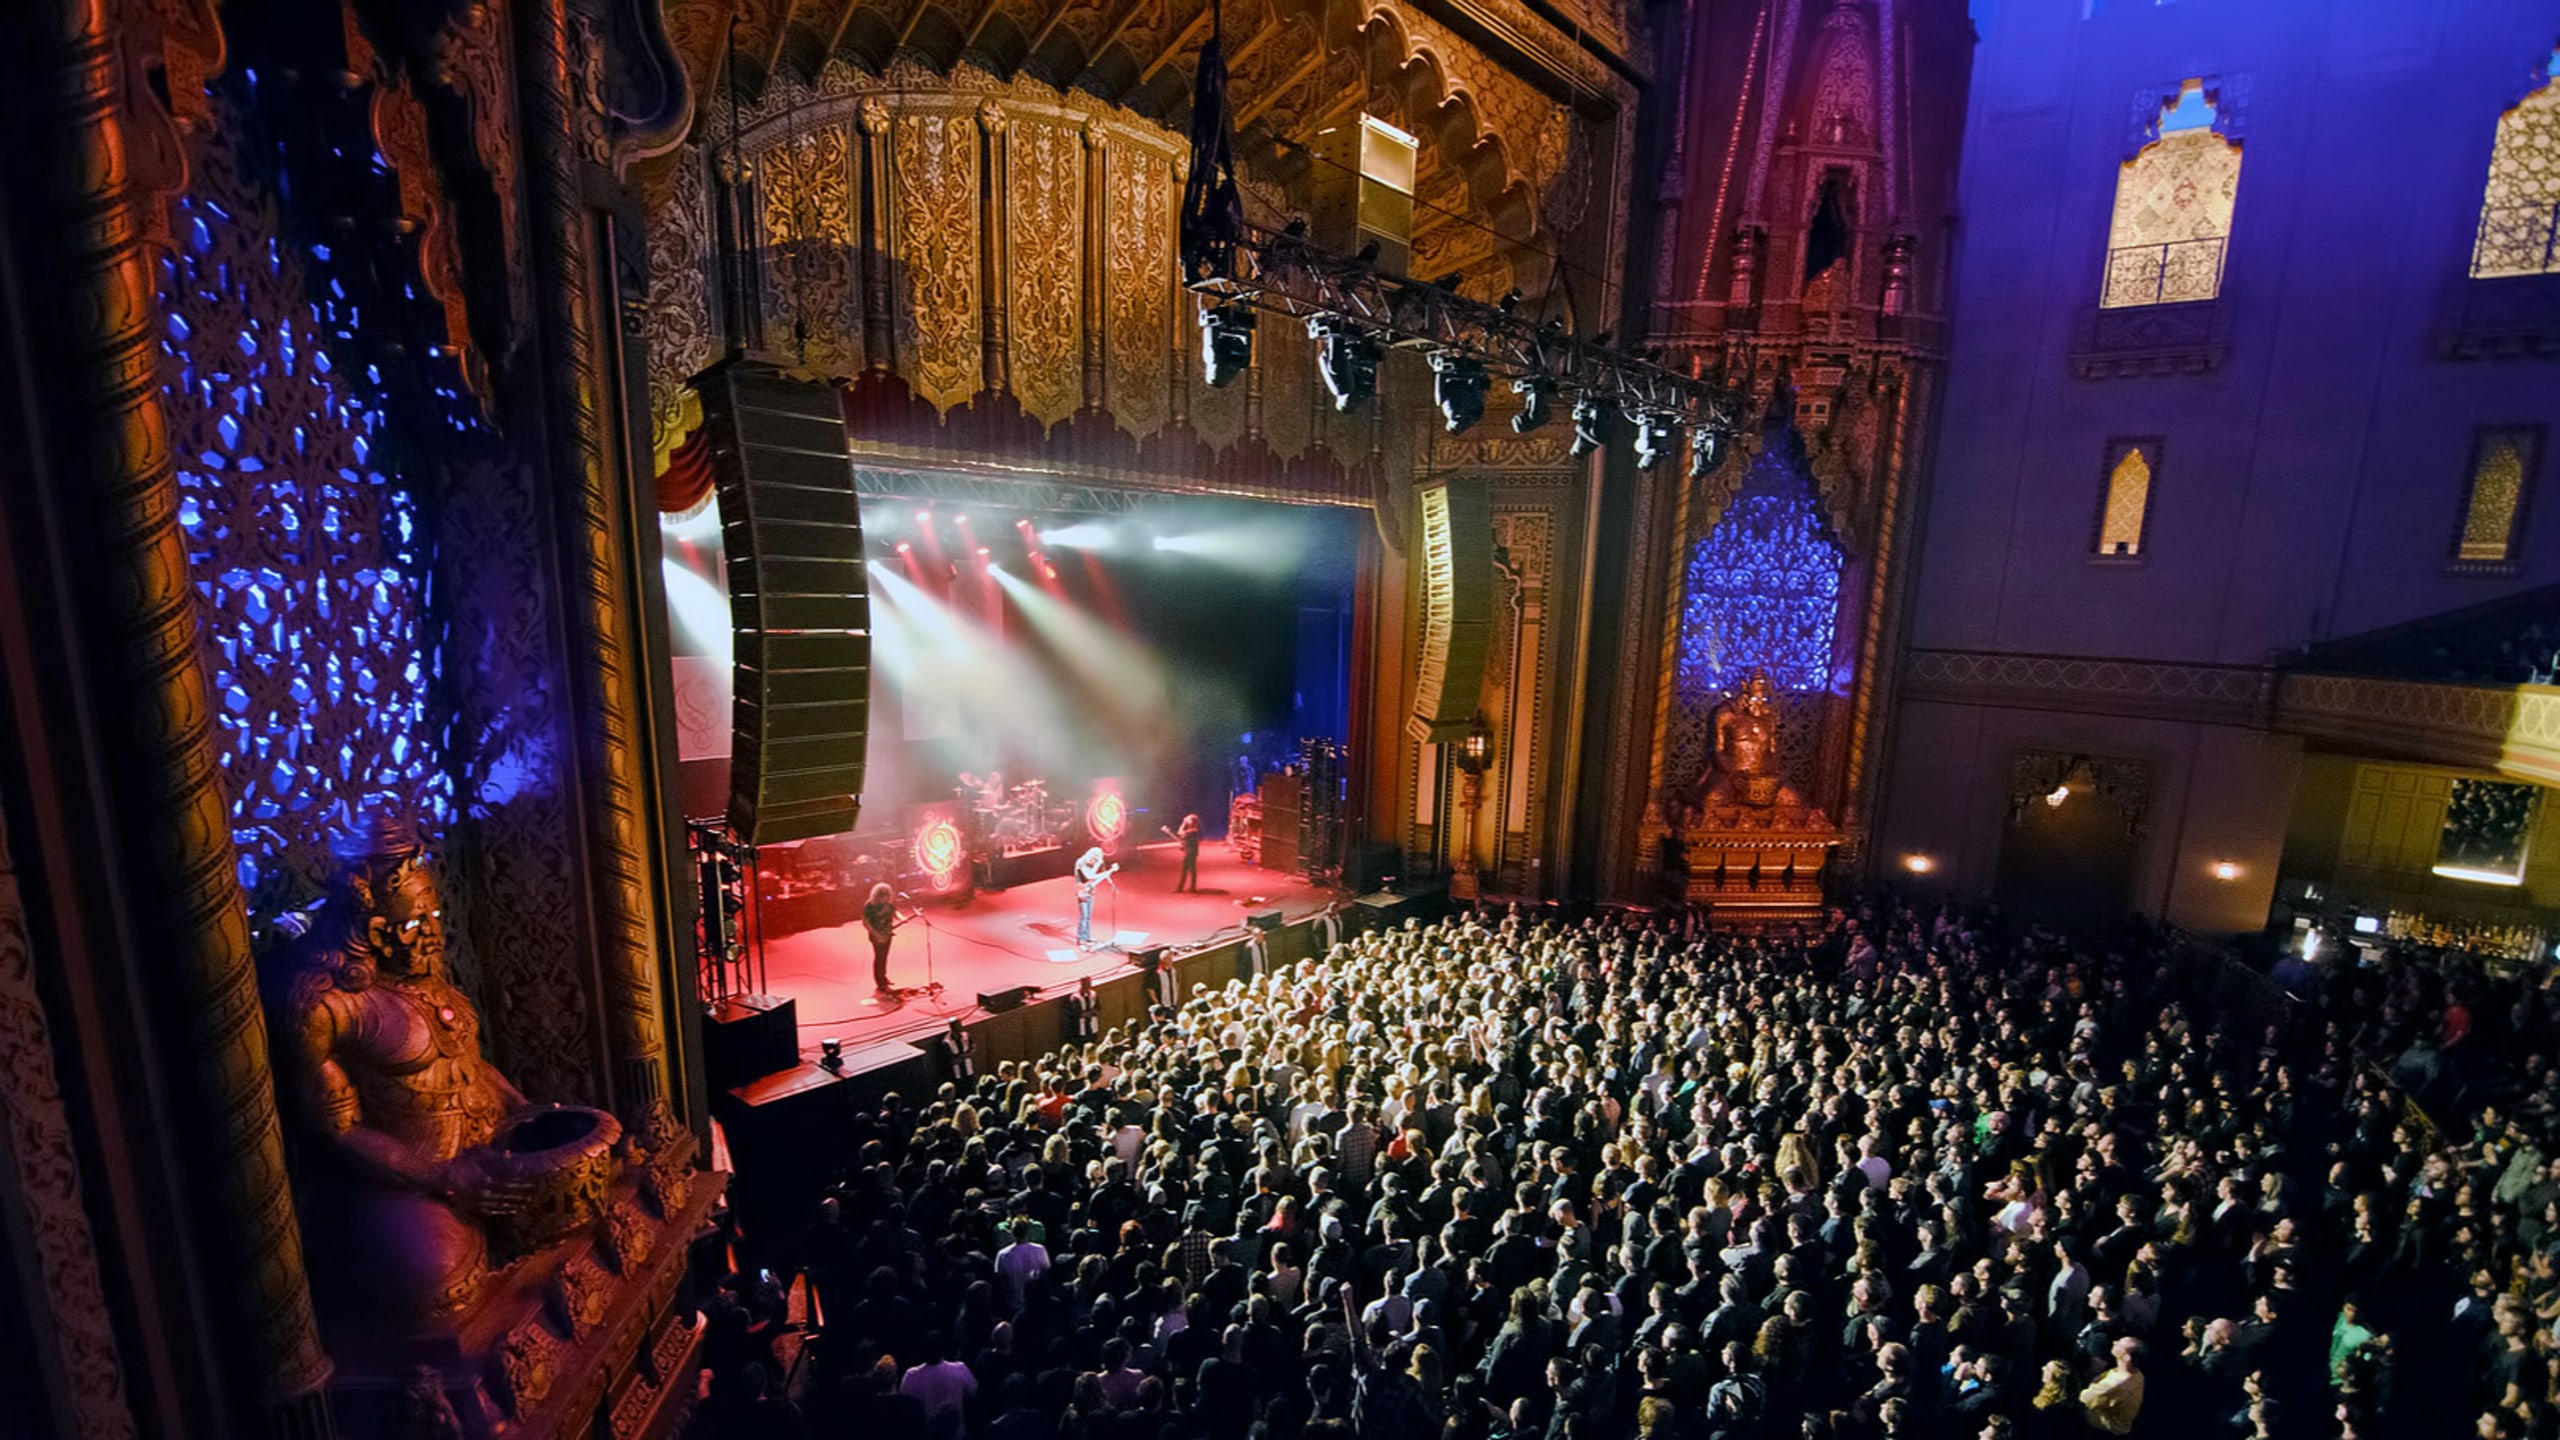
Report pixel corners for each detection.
[643,148,717,470]
[762,120,861,378]
[1008,119,1086,428]
[161,166,452,915]
[0,810,138,1438]
[890,110,984,412]
[1105,147,1173,439]
[439,455,597,1102]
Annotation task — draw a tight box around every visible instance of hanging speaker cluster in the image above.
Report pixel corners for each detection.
[697,360,870,846]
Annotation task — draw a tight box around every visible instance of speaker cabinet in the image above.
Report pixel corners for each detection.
[1411,480,1493,742]
[698,360,869,845]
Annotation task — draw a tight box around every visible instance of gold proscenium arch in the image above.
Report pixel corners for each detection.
[659,0,1558,297]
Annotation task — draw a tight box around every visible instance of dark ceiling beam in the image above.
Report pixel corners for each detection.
[897,0,936,51]
[1082,0,1155,85]
[764,0,804,82]
[1025,0,1078,54]
[963,0,1003,51]
[1233,46,1323,128]
[1133,6,1213,91]
[823,0,864,60]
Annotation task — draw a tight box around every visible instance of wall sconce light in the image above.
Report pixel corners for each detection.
[1902,854,1935,874]
[2210,860,2241,882]
[2044,784,2070,808]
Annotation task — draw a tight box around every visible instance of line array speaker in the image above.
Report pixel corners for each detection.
[1410,480,1493,742]
[698,360,869,845]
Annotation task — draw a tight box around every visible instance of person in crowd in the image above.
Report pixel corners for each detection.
[678,898,2560,1440]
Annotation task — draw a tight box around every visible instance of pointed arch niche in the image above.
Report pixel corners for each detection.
[1663,432,1849,812]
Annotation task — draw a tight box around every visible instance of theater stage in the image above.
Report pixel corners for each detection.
[755,840,1344,1058]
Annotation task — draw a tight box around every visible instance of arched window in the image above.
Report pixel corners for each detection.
[2456,427,2542,565]
[2095,440,2157,557]
[2472,46,2560,279]
[2102,80,2241,308]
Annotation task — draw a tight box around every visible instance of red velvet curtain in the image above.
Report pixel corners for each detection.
[656,429,713,514]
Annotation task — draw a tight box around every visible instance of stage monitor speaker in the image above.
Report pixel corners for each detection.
[704,993,800,1092]
[1130,944,1168,972]
[1345,840,1399,893]
[1247,910,1285,932]
[699,360,869,846]
[715,1061,854,1237]
[977,984,1038,1013]
[1410,480,1493,742]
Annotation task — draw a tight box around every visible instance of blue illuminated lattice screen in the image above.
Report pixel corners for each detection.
[160,192,451,900]
[1677,445,1846,699]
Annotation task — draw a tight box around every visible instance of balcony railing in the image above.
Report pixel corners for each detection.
[2101,236,2228,309]
[2472,199,2560,279]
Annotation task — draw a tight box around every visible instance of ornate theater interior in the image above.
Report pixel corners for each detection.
[2,0,2558,1436]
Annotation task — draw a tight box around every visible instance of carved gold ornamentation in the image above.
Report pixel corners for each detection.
[568,13,611,164]
[1008,119,1085,428]
[603,1197,655,1272]
[553,1253,614,1337]
[890,110,986,412]
[371,75,485,399]
[0,816,140,1439]
[644,148,716,472]
[521,0,670,1111]
[762,119,860,378]
[1105,147,1172,436]
[498,1323,560,1416]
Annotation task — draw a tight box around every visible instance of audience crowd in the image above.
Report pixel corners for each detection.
[684,899,2560,1440]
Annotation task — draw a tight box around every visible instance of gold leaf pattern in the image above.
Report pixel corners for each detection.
[892,111,985,412]
[645,149,716,470]
[1008,120,1084,428]
[2473,57,2560,278]
[1106,148,1172,437]
[762,121,860,379]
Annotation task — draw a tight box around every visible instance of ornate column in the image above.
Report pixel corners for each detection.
[33,0,333,1426]
[517,0,669,1114]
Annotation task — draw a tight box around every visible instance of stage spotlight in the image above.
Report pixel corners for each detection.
[896,541,912,553]
[1634,412,1677,472]
[916,509,931,524]
[1902,854,1935,874]
[1201,300,1256,388]
[1512,373,1554,433]
[1689,426,1728,479]
[975,545,990,558]
[1431,351,1487,434]
[1568,394,1612,457]
[1310,317,1379,412]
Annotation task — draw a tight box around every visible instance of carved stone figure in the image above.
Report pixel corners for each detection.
[279,813,617,1333]
[1702,670,1802,810]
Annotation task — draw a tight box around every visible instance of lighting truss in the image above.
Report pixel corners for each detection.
[1185,218,1744,441]
[852,467,1187,518]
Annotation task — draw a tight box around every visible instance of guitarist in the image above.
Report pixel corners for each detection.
[1073,847,1119,950]
[863,882,900,993]
[1160,813,1202,893]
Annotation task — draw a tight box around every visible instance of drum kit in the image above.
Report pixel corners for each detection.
[959,773,1065,853]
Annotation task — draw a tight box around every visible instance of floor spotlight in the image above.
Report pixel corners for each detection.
[1431,351,1487,434]
[1201,300,1255,388]
[1310,317,1379,412]
[1568,394,1612,457]
[1511,373,1554,433]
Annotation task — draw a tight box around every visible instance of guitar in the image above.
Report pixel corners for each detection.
[1076,864,1120,900]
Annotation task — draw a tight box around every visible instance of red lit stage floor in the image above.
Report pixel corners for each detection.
[756,840,1343,1060]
